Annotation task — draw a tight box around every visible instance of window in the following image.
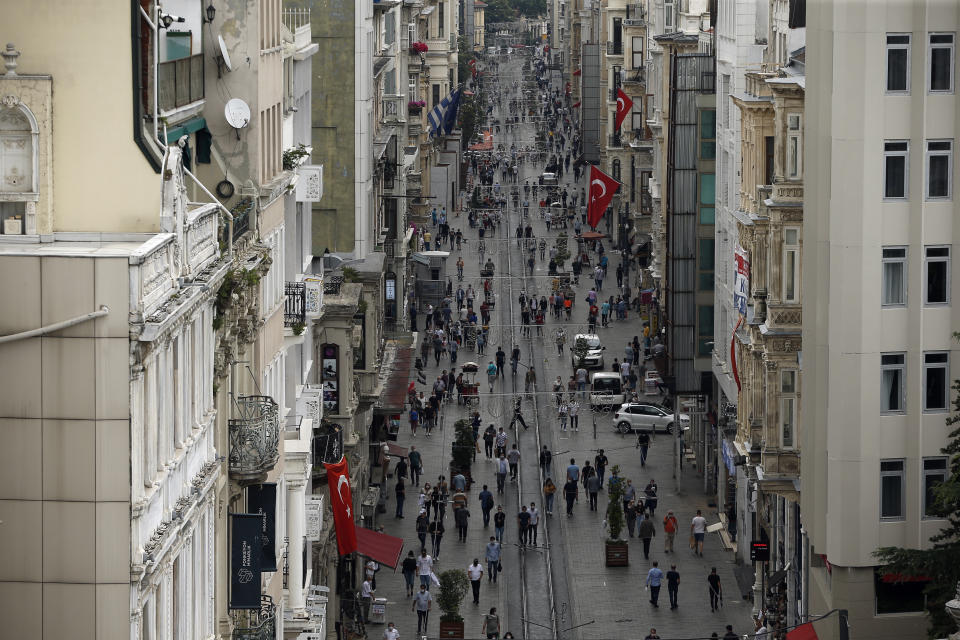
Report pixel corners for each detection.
[700,174,715,223]
[882,247,907,306]
[764,136,775,185]
[886,33,911,93]
[699,238,715,292]
[926,140,952,199]
[924,246,950,304]
[432,84,440,108]
[632,107,644,133]
[923,457,949,517]
[786,113,802,178]
[437,1,444,37]
[783,228,800,302]
[929,33,954,92]
[700,110,716,159]
[883,141,909,199]
[881,353,906,413]
[880,459,905,519]
[664,0,673,29]
[875,569,927,614]
[780,370,797,448]
[632,36,644,69]
[923,352,949,411]
[697,305,713,356]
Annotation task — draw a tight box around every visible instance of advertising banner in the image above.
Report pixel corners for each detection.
[230,514,262,609]
[734,246,750,315]
[247,483,277,571]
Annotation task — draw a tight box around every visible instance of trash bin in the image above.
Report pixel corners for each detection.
[369,597,387,624]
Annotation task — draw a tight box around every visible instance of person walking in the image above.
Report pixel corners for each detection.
[482,608,501,639]
[666,565,680,609]
[585,472,601,511]
[361,577,375,622]
[568,399,580,431]
[594,449,608,484]
[395,478,406,518]
[428,519,445,558]
[566,458,580,483]
[416,550,434,588]
[528,503,540,545]
[691,509,707,556]
[543,477,557,515]
[663,510,679,553]
[539,445,553,477]
[623,479,637,512]
[496,455,508,494]
[638,513,656,560]
[563,478,579,516]
[722,625,737,640]
[494,506,506,542]
[383,621,400,640]
[485,536,502,582]
[409,446,423,486]
[708,567,723,612]
[644,629,661,640]
[416,510,429,551]
[479,485,494,526]
[455,505,471,541]
[483,424,497,459]
[495,428,508,458]
[412,584,432,635]
[468,559,484,604]
[646,561,664,607]
[401,550,417,597]
[644,478,659,517]
[637,430,651,467]
[517,505,531,546]
[507,444,521,481]
[625,500,639,537]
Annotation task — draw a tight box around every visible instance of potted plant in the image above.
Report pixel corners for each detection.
[605,465,629,566]
[449,419,474,490]
[436,568,470,638]
[408,99,426,115]
[410,41,429,54]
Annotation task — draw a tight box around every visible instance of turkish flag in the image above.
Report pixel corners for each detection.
[786,623,819,640]
[615,88,634,131]
[325,456,358,556]
[587,165,619,228]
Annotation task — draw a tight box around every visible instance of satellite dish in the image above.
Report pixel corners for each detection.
[225,98,250,129]
[218,34,233,72]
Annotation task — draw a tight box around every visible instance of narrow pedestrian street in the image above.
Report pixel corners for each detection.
[372,46,754,640]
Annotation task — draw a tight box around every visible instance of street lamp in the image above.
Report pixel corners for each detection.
[205,3,216,23]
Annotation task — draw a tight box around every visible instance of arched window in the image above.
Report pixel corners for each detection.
[0,102,38,235]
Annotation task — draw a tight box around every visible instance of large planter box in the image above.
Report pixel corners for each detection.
[605,540,629,567]
[438,620,465,638]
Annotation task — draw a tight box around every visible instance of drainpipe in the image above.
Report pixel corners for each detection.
[0,306,110,345]
[183,167,234,259]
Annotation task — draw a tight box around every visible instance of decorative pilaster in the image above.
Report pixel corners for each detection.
[286,477,308,614]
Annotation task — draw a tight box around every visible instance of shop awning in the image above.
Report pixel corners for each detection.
[356,527,405,569]
[384,442,410,458]
[376,347,414,412]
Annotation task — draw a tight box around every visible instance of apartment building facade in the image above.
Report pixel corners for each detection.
[803,1,959,637]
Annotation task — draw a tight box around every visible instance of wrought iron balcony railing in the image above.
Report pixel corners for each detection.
[323,274,344,295]
[232,596,276,640]
[229,396,280,483]
[284,282,306,328]
[313,421,344,470]
[231,198,254,241]
[157,54,205,113]
[606,41,624,56]
[608,134,623,148]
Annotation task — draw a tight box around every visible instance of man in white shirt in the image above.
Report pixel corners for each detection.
[383,622,400,640]
[691,509,707,557]
[416,549,434,588]
[528,503,540,545]
[568,400,580,431]
[467,559,485,604]
[361,578,375,622]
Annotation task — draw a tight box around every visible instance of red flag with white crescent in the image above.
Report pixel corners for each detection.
[614,88,633,131]
[587,165,619,228]
[786,623,819,640]
[324,455,358,556]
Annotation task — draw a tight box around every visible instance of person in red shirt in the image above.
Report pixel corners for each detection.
[663,509,679,553]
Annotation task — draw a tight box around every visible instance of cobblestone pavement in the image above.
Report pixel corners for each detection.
[371,51,755,640]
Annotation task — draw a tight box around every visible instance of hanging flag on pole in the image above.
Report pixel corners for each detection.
[324,455,358,556]
[786,623,819,640]
[427,88,461,138]
[587,165,619,228]
[442,88,462,135]
[615,88,634,131]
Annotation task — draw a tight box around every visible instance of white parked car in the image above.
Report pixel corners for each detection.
[570,334,605,369]
[611,403,691,434]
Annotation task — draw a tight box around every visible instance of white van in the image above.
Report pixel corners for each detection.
[589,372,625,411]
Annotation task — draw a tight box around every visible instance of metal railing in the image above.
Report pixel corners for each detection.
[228,395,280,482]
[231,198,254,241]
[624,66,646,84]
[284,282,306,328]
[323,274,344,295]
[282,7,310,31]
[157,54,204,113]
[608,134,623,148]
[606,41,623,56]
[231,596,276,640]
[383,95,403,122]
[313,422,344,469]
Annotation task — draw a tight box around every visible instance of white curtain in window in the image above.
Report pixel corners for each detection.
[882,262,904,304]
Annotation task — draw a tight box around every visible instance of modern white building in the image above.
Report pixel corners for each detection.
[803,1,959,638]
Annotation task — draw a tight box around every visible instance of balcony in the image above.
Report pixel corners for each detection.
[284,282,306,328]
[608,134,623,149]
[232,596,276,640]
[323,274,344,295]
[231,198,255,241]
[608,87,622,102]
[157,54,204,114]
[623,66,646,85]
[606,41,624,56]
[228,396,280,484]
[383,95,403,123]
[312,421,344,472]
[282,8,312,51]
